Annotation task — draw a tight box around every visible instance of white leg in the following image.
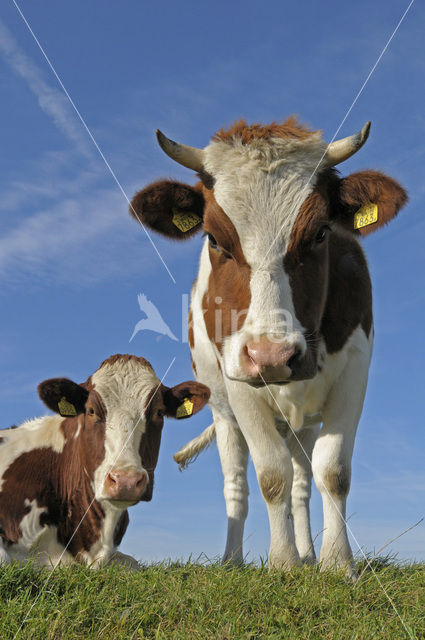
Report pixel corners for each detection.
[0,538,11,564]
[228,385,300,570]
[287,423,320,563]
[215,413,249,565]
[312,334,371,576]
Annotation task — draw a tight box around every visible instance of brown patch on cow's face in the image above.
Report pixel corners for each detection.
[284,170,373,362]
[139,387,166,502]
[202,188,251,352]
[283,173,333,377]
[321,231,372,353]
[213,116,319,144]
[79,390,107,479]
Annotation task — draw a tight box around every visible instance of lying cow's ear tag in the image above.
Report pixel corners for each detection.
[172,209,202,233]
[58,396,77,417]
[353,203,378,230]
[176,397,194,419]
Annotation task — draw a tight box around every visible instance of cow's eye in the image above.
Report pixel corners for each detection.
[88,407,95,416]
[207,233,218,250]
[156,409,164,419]
[315,225,331,244]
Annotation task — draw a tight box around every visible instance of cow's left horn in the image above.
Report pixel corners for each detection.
[325,121,371,166]
[156,130,204,172]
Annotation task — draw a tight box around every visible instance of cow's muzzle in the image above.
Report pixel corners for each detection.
[240,338,302,384]
[104,469,148,503]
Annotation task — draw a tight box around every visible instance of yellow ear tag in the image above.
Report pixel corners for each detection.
[172,209,201,233]
[354,203,378,230]
[176,397,194,419]
[58,396,77,417]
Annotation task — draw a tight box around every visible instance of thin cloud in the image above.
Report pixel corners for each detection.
[0,186,136,285]
[0,19,92,160]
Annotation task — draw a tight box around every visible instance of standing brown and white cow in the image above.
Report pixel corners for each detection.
[130,118,407,575]
[0,354,209,567]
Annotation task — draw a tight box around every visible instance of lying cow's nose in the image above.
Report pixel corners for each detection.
[242,338,302,380]
[105,469,148,502]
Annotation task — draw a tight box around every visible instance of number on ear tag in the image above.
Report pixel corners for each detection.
[58,397,77,417]
[176,397,194,419]
[172,209,202,233]
[354,203,378,230]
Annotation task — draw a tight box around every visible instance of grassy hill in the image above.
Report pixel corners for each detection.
[0,559,424,639]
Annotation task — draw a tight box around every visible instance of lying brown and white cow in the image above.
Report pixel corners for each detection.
[130,117,407,576]
[0,354,209,567]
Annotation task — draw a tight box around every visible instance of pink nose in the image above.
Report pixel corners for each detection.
[105,470,148,502]
[242,339,300,379]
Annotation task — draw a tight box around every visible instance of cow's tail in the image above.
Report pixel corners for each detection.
[173,423,216,470]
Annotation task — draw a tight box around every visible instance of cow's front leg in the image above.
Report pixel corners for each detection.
[215,413,249,565]
[0,539,11,565]
[312,335,371,577]
[287,422,320,564]
[229,386,300,570]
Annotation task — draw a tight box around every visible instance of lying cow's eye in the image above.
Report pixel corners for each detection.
[315,225,331,244]
[207,233,218,250]
[156,409,164,419]
[87,407,95,416]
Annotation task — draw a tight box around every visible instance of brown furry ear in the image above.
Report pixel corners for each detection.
[129,180,205,240]
[336,170,408,236]
[162,381,210,419]
[38,378,89,416]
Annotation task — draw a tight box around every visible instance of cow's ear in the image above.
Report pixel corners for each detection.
[38,378,89,416]
[130,180,205,240]
[162,381,210,419]
[335,170,408,237]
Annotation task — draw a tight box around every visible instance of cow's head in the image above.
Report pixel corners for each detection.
[130,118,407,386]
[38,354,209,506]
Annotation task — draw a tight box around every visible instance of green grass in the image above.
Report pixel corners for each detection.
[0,559,424,639]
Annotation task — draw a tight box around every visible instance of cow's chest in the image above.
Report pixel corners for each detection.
[260,339,351,430]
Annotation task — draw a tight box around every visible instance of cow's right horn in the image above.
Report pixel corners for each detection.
[156,130,204,172]
[325,121,371,166]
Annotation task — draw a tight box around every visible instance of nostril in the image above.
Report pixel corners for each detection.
[287,348,302,371]
[136,475,145,488]
[107,472,118,485]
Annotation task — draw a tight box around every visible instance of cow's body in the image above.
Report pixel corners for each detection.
[0,354,209,567]
[130,118,407,575]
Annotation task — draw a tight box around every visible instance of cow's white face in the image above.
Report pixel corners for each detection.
[202,132,328,384]
[89,356,162,507]
[37,355,210,508]
[130,117,407,387]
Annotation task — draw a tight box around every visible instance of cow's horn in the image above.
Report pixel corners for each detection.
[325,121,371,166]
[156,130,204,172]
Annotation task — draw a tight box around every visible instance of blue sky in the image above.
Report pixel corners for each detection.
[0,0,424,563]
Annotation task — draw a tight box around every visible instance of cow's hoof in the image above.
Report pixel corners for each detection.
[108,551,140,571]
[221,553,244,568]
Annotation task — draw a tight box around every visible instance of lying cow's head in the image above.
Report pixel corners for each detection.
[38,354,209,506]
[130,118,407,386]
